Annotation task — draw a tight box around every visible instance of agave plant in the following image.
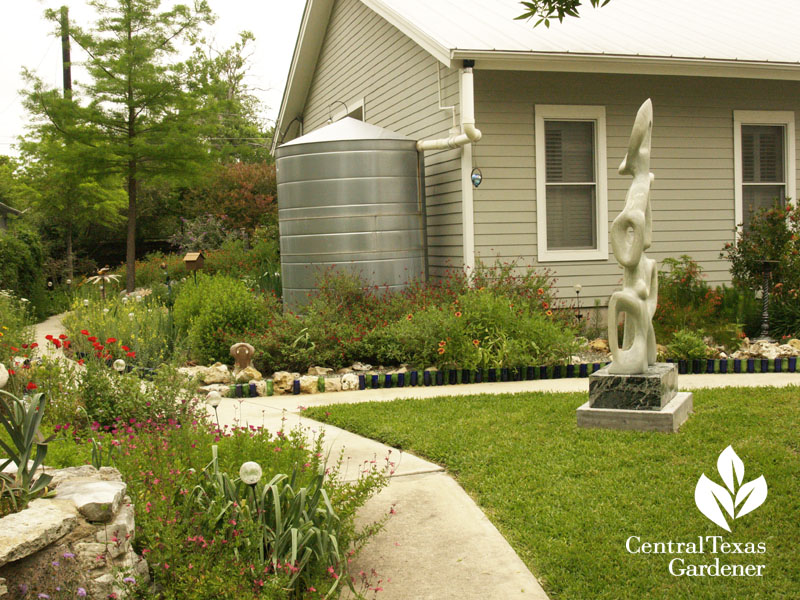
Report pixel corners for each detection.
[0,390,54,512]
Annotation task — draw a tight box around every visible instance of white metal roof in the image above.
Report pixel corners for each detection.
[368,0,800,65]
[272,0,800,153]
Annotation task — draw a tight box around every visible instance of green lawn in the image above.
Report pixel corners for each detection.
[306,386,800,600]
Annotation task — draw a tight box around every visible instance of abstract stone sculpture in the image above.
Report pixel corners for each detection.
[608,99,658,375]
[230,342,256,371]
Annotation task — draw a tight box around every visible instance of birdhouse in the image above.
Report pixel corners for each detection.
[183,252,205,271]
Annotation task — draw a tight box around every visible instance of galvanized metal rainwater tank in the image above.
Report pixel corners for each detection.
[275,118,427,311]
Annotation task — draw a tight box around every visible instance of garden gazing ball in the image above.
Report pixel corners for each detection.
[113,359,126,373]
[0,363,8,389]
[239,461,262,485]
[207,390,222,408]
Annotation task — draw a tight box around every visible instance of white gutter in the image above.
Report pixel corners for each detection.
[416,65,482,151]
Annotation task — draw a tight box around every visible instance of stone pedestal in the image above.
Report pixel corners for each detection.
[589,363,677,409]
[578,363,692,433]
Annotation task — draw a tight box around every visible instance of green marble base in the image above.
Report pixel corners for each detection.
[589,363,677,410]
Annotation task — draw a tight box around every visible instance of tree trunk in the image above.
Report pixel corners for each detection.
[126,162,136,293]
[66,220,74,281]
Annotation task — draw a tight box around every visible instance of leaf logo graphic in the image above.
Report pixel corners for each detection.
[694,446,768,531]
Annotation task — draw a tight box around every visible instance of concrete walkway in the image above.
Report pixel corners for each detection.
[32,315,800,599]
[212,370,798,599]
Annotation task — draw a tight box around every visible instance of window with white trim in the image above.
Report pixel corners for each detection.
[733,111,796,231]
[535,105,608,262]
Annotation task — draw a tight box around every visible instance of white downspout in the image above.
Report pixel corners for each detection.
[416,65,482,151]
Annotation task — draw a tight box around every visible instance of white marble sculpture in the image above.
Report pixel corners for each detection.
[608,99,658,374]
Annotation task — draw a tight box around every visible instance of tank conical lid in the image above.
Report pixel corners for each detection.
[279,117,413,147]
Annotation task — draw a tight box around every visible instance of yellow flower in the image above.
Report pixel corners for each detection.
[438,347,445,354]
[438,340,446,347]
[546,310,553,316]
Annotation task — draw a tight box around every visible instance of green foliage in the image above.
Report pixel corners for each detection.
[0,391,53,515]
[173,273,277,364]
[63,293,182,370]
[517,0,611,27]
[665,328,709,360]
[0,225,50,319]
[24,0,217,291]
[308,386,800,599]
[770,290,800,338]
[169,213,245,252]
[0,290,34,367]
[722,202,800,291]
[377,289,576,369]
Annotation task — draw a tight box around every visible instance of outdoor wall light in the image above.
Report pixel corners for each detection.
[207,390,222,430]
[471,167,483,188]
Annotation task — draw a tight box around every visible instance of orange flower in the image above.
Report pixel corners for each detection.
[438,340,447,347]
[472,339,480,346]
[406,314,413,320]
[542,302,549,310]
[438,347,446,354]
[537,288,544,295]
[546,310,553,316]
[454,311,462,318]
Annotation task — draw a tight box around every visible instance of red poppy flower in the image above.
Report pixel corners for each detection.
[87,336,97,342]
[77,359,85,366]
[80,330,89,336]
[121,345,130,352]
[26,381,37,391]
[10,346,18,352]
[30,343,38,348]
[126,351,136,358]
[106,338,117,344]
[8,369,15,375]
[45,334,53,340]
[58,334,67,340]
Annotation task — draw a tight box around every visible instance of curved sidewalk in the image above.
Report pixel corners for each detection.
[212,371,798,600]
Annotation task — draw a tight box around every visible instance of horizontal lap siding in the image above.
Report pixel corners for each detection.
[302,0,463,277]
[473,71,800,304]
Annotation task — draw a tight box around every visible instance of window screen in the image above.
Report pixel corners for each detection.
[741,124,785,229]
[544,120,597,249]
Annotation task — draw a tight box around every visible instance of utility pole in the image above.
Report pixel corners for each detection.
[61,5,75,280]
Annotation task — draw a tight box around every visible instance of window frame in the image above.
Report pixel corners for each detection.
[534,104,609,262]
[733,110,796,231]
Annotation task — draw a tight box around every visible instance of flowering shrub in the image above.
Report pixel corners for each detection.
[722,202,800,291]
[63,294,180,370]
[0,289,34,367]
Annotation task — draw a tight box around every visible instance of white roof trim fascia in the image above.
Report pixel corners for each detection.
[360,0,453,67]
[451,50,800,81]
[272,0,335,154]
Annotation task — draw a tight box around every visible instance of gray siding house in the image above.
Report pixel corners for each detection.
[272,0,800,303]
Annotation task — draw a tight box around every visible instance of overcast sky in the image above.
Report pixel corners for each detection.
[0,1,306,156]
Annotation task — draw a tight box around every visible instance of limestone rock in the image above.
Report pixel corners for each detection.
[0,576,7,595]
[337,367,354,375]
[253,380,267,396]
[299,375,320,394]
[387,366,408,375]
[96,500,135,553]
[351,362,372,372]
[177,365,208,380]
[324,377,342,393]
[0,498,78,566]
[308,366,333,376]
[778,344,800,357]
[788,338,800,351]
[57,479,126,522]
[49,465,122,488]
[203,363,232,385]
[234,365,262,383]
[272,371,299,394]
[588,338,610,353]
[198,383,231,396]
[341,373,359,391]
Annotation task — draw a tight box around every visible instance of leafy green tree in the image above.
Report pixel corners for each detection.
[23,0,215,292]
[19,135,126,279]
[517,0,612,27]
[181,31,273,163]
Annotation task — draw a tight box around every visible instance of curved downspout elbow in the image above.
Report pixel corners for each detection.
[416,65,481,152]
